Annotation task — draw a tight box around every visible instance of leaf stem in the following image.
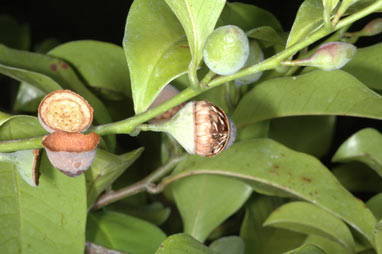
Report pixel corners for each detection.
[92,154,187,210]
[0,136,43,152]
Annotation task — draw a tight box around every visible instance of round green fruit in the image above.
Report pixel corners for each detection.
[203,25,249,75]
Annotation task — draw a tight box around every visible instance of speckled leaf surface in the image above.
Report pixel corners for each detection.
[170,139,377,245]
[0,153,87,253]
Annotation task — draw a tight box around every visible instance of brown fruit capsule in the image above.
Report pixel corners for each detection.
[42,131,100,177]
[38,90,93,133]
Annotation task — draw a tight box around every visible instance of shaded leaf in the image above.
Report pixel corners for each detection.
[123,0,191,113]
[0,153,87,253]
[0,15,30,50]
[87,211,166,254]
[164,0,225,89]
[376,220,382,254]
[240,195,305,254]
[232,70,382,129]
[85,147,144,208]
[49,40,131,100]
[287,0,324,48]
[236,120,270,142]
[323,0,340,27]
[209,236,245,254]
[171,174,252,242]
[282,244,327,254]
[332,162,382,193]
[217,2,282,32]
[169,139,377,245]
[264,201,355,252]
[269,116,335,158]
[247,26,286,48]
[13,83,45,112]
[332,128,382,177]
[0,149,40,187]
[366,193,382,221]
[0,113,47,140]
[155,233,218,254]
[305,234,349,254]
[342,44,382,91]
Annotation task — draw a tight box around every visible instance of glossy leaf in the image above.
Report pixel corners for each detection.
[264,201,355,252]
[164,0,225,88]
[0,15,30,50]
[342,44,382,91]
[217,2,282,32]
[155,233,218,254]
[366,193,382,221]
[282,244,327,254]
[0,113,47,140]
[286,0,324,48]
[269,116,335,158]
[0,149,39,187]
[240,195,305,254]
[171,174,252,242]
[85,147,144,208]
[332,163,382,193]
[0,153,87,253]
[305,235,349,254]
[209,236,245,254]
[232,70,382,129]
[13,83,45,112]
[87,211,166,254]
[170,139,377,245]
[376,221,382,254]
[247,26,286,48]
[49,40,131,100]
[332,128,382,177]
[0,44,115,149]
[123,0,191,113]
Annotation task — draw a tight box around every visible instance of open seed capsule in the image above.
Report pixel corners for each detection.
[42,131,100,177]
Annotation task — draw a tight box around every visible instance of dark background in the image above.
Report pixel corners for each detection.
[1,0,381,160]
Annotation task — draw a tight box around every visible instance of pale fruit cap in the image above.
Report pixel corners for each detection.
[38,90,93,133]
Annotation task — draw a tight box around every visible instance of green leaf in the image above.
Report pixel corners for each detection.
[169,139,377,245]
[332,163,382,193]
[282,244,327,254]
[209,236,245,254]
[0,114,47,140]
[286,0,324,48]
[217,2,283,32]
[376,220,382,254]
[0,15,30,50]
[240,195,305,254]
[0,44,115,150]
[322,0,340,28]
[155,233,218,254]
[236,120,270,142]
[305,235,349,254]
[85,147,144,208]
[164,0,225,89]
[0,149,39,187]
[87,211,166,254]
[123,0,191,113]
[269,116,335,158]
[232,70,382,129]
[332,128,382,177]
[264,201,355,252]
[171,174,252,242]
[0,153,87,253]
[366,193,382,221]
[247,26,286,48]
[342,44,382,91]
[48,40,131,100]
[13,83,45,112]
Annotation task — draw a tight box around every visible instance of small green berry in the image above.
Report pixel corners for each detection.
[203,25,249,75]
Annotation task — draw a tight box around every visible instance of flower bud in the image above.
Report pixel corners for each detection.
[38,89,93,133]
[234,40,264,86]
[42,131,100,177]
[149,100,236,157]
[203,25,249,76]
[148,84,186,123]
[283,42,357,71]
[360,18,382,36]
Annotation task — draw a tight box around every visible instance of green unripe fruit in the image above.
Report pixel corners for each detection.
[203,25,249,75]
[234,40,264,86]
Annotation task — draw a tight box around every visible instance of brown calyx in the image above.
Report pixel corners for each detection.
[194,100,229,157]
[42,131,100,152]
